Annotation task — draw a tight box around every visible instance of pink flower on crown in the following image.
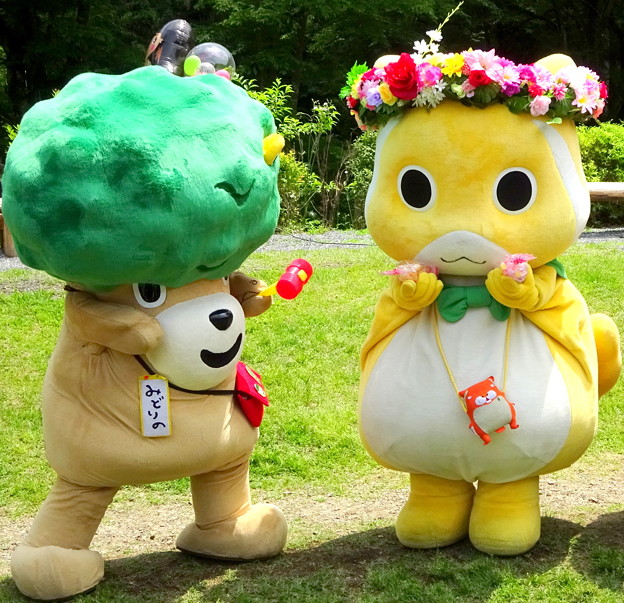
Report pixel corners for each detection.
[518,64,538,84]
[461,79,476,97]
[417,63,443,88]
[530,95,551,116]
[554,65,574,86]
[501,81,521,96]
[572,90,599,114]
[493,63,521,94]
[533,64,555,90]
[361,67,382,83]
[462,49,504,81]
[553,83,567,101]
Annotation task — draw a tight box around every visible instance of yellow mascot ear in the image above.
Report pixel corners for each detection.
[374,55,400,69]
[535,53,576,75]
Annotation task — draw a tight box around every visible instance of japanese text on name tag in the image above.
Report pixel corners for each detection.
[139,376,172,437]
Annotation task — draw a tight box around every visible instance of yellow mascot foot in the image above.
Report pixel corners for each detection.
[11,543,104,601]
[176,503,287,560]
[395,474,475,549]
[469,476,540,556]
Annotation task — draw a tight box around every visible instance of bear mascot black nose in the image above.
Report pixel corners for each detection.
[209,309,234,331]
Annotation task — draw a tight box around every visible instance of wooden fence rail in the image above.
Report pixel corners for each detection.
[586,182,624,202]
[2,185,624,258]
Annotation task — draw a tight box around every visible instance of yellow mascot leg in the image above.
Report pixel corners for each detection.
[591,313,622,397]
[469,476,540,556]
[11,477,119,601]
[176,460,287,560]
[395,473,475,548]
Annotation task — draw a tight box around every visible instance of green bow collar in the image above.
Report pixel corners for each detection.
[436,259,566,322]
[437,284,510,322]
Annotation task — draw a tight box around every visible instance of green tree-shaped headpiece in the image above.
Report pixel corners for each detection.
[2,67,280,289]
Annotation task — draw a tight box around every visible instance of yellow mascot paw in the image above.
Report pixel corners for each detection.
[469,477,540,556]
[11,543,104,600]
[176,503,287,560]
[486,266,538,310]
[395,474,475,548]
[391,273,443,311]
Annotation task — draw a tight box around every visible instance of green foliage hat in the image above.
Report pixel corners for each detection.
[2,66,281,289]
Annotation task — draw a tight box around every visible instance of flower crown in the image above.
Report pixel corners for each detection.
[341,29,607,130]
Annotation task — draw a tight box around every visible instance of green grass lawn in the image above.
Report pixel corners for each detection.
[0,242,623,602]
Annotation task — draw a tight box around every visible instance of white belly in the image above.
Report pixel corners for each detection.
[361,306,571,483]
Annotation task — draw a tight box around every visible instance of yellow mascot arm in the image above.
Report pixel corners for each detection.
[486,264,557,311]
[64,291,163,354]
[229,271,272,318]
[361,273,443,372]
[523,277,596,383]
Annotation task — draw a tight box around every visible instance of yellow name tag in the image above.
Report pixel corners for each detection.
[138,375,172,437]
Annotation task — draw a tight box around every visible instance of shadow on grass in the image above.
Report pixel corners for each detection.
[569,510,624,594]
[0,516,598,602]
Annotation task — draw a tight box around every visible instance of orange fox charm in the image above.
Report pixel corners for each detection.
[458,377,519,445]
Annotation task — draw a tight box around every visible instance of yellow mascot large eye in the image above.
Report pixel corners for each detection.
[397,165,437,211]
[492,167,537,214]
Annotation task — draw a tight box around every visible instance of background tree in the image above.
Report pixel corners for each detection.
[1,0,623,132]
[0,0,623,228]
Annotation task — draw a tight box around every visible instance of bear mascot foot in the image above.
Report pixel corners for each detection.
[176,503,287,560]
[469,476,540,556]
[11,543,104,601]
[395,474,475,548]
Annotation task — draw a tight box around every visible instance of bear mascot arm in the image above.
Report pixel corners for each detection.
[63,272,270,355]
[64,290,164,354]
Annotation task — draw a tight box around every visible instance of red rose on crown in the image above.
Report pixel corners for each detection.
[467,69,492,87]
[385,53,420,100]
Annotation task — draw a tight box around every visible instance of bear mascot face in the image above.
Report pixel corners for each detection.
[346,39,621,556]
[3,66,288,600]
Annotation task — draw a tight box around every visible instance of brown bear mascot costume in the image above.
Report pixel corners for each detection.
[2,66,287,600]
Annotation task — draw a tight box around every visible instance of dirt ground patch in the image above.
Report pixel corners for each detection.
[2,462,622,578]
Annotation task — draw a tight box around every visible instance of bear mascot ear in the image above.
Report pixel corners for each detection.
[229,271,272,318]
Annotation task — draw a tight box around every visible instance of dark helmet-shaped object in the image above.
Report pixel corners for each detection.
[146,19,194,76]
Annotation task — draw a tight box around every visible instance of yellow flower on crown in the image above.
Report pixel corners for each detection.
[440,53,464,77]
[427,53,445,67]
[379,82,398,106]
[351,78,362,100]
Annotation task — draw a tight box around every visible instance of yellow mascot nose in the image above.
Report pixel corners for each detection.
[263,133,285,165]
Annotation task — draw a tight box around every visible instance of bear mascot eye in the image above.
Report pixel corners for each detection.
[398,165,436,211]
[493,168,537,214]
[132,283,167,308]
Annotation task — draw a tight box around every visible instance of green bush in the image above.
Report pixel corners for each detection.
[241,77,342,230]
[343,130,377,230]
[578,122,624,227]
[276,150,322,228]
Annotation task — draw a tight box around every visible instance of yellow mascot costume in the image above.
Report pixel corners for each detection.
[343,32,621,556]
[3,67,287,600]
